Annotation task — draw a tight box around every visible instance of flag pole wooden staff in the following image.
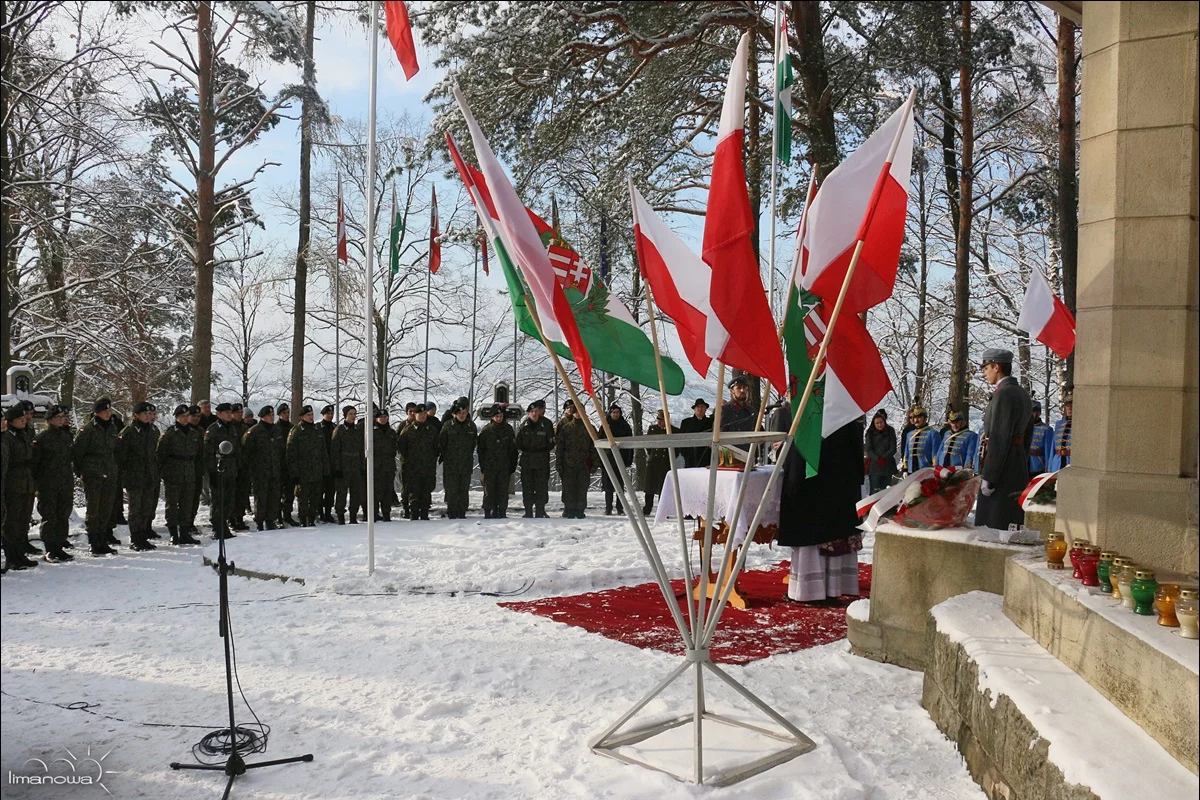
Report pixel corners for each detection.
[702,89,915,646]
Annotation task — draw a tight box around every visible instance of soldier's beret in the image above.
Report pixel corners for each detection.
[563,400,574,411]
[342,405,355,417]
[259,405,274,417]
[188,405,201,415]
[949,411,965,423]
[173,404,190,416]
[94,397,112,412]
[375,407,389,418]
[321,404,335,415]
[412,403,426,413]
[300,404,314,415]
[426,401,437,412]
[981,347,1014,364]
[527,399,546,411]
[728,376,749,388]
[19,399,34,411]
[231,402,243,412]
[216,402,233,413]
[457,396,469,407]
[5,405,24,421]
[692,398,709,409]
[276,402,289,413]
[242,409,254,418]
[405,402,417,412]
[1031,400,1041,411]
[489,404,504,416]
[47,404,70,418]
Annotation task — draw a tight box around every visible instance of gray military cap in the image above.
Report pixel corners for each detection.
[981,347,1014,364]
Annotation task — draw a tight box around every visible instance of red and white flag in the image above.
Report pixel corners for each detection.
[336,174,348,264]
[1017,268,1075,358]
[452,86,593,394]
[428,186,441,274]
[630,182,714,378]
[798,90,915,312]
[702,32,786,392]
[478,223,488,276]
[383,1,420,81]
[804,296,893,437]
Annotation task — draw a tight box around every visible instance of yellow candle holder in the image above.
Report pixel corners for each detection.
[1045,532,1068,570]
[1155,584,1181,628]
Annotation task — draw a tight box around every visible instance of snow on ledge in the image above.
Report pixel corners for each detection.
[1024,502,1057,515]
[846,598,870,623]
[874,521,1034,551]
[931,591,1199,799]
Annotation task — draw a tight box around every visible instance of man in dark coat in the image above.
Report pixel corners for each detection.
[720,376,757,433]
[276,402,298,526]
[975,348,1033,530]
[329,406,365,524]
[242,405,284,530]
[32,405,76,560]
[186,405,205,537]
[516,399,555,518]
[477,405,517,518]
[599,403,634,515]
[425,402,443,435]
[865,410,897,493]
[398,404,438,520]
[72,397,121,554]
[288,405,330,526]
[439,400,477,519]
[555,401,593,518]
[642,409,672,515]
[205,403,243,538]
[158,404,202,544]
[396,402,417,516]
[118,401,161,550]
[2,406,38,568]
[371,407,399,521]
[197,399,216,507]
[679,398,713,468]
[318,404,337,522]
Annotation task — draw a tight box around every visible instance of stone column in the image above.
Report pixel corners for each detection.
[1056,1,1199,578]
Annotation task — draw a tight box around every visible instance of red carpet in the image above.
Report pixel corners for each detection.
[500,562,871,665]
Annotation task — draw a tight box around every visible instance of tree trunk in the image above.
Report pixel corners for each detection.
[291,0,316,412]
[190,1,217,403]
[793,1,838,175]
[948,0,973,416]
[0,0,16,378]
[1057,15,1078,389]
[915,149,929,405]
[744,23,764,412]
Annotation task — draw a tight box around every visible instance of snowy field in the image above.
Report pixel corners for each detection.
[1,491,984,799]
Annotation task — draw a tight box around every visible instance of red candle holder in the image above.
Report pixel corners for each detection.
[1069,540,1087,580]
[1079,545,1101,587]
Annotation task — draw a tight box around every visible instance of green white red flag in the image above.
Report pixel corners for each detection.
[775,10,793,164]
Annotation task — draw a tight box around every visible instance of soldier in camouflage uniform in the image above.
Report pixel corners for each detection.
[118,401,162,551]
[329,406,365,524]
[2,406,38,568]
[318,404,337,522]
[276,403,298,526]
[396,402,417,517]
[372,407,399,521]
[72,397,121,554]
[185,405,205,537]
[228,402,252,522]
[397,403,438,520]
[477,405,517,519]
[555,400,593,519]
[158,405,202,545]
[439,400,478,519]
[242,405,284,530]
[32,404,76,560]
[516,399,555,518]
[204,403,242,539]
[288,404,330,526]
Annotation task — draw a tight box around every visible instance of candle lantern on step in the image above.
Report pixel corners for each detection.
[1069,539,1087,579]
[1176,588,1199,639]
[1079,544,1101,588]
[1154,583,1181,628]
[1045,532,1068,570]
[1117,562,1138,609]
[1097,550,1118,594]
[1110,558,1132,602]
[1130,569,1158,616]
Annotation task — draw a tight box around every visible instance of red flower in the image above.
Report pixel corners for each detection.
[920,478,938,497]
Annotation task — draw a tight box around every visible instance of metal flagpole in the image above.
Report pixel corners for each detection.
[364,0,379,575]
[335,174,342,411]
[768,1,782,317]
[512,314,517,396]
[469,233,478,405]
[423,260,431,403]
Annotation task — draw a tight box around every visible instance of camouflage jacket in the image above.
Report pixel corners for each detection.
[477,421,517,476]
[329,421,364,476]
[516,416,555,470]
[397,421,438,479]
[157,422,201,484]
[287,421,330,480]
[555,416,593,474]
[373,422,398,475]
[32,424,75,488]
[439,417,478,475]
[118,420,161,488]
[242,420,284,485]
[204,420,241,476]
[72,417,119,480]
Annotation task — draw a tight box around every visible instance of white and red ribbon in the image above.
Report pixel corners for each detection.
[860,467,936,532]
[1019,471,1059,510]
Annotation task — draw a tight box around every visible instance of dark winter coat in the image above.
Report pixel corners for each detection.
[477,421,517,476]
[373,422,398,476]
[439,417,478,474]
[242,420,284,485]
[644,423,672,494]
[157,422,201,484]
[72,417,119,480]
[555,416,593,474]
[516,416,555,470]
[329,421,365,478]
[774,409,865,548]
[3,427,34,494]
[204,420,241,475]
[287,421,330,480]
[397,420,438,479]
[719,400,757,433]
[118,420,160,488]
[604,415,634,467]
[678,414,713,468]
[318,419,336,459]
[975,376,1034,529]
[865,423,898,478]
[32,425,75,489]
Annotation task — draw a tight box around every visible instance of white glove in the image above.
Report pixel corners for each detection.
[980,480,994,497]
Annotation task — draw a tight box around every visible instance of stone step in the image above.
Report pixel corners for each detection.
[924,591,1198,800]
[1003,553,1198,774]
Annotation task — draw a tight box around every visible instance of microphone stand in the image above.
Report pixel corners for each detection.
[170,443,313,798]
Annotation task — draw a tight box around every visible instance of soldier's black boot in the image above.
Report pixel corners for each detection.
[45,544,73,562]
[89,534,117,556]
[168,525,179,544]
[105,529,120,546]
[536,506,548,518]
[284,513,300,527]
[337,513,346,526]
[256,519,265,531]
[5,543,38,569]
[176,528,201,545]
[23,540,44,555]
[523,506,533,518]
[129,531,156,551]
[348,512,358,524]
[61,539,76,549]
[146,527,162,540]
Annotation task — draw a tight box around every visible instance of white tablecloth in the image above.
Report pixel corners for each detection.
[654,466,781,544]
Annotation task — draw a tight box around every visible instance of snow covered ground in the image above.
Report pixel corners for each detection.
[2,492,982,799]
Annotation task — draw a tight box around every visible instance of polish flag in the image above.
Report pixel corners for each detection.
[702,32,786,392]
[383,2,420,80]
[630,182,714,378]
[336,174,348,264]
[799,91,915,312]
[452,86,593,394]
[428,186,440,274]
[1017,268,1076,358]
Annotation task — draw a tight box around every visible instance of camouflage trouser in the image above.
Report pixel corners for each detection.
[322,475,336,515]
[187,471,203,527]
[559,467,590,516]
[481,471,509,517]
[36,482,72,547]
[281,479,296,518]
[83,475,118,535]
[236,471,252,518]
[334,471,365,518]
[209,470,238,531]
[253,478,281,524]
[296,480,323,522]
[374,469,396,520]
[520,466,549,510]
[442,468,471,518]
[127,483,159,534]
[3,489,33,549]
[164,480,194,528]
[405,473,433,518]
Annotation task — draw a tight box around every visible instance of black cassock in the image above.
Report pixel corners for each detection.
[975,375,1034,530]
[771,407,864,549]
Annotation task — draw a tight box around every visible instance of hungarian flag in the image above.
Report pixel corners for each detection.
[389,185,403,275]
[478,223,488,276]
[382,1,419,80]
[447,134,684,395]
[1017,267,1075,358]
[336,174,348,264]
[428,186,440,274]
[452,87,593,393]
[703,32,786,392]
[798,91,915,313]
[630,182,713,378]
[775,13,793,164]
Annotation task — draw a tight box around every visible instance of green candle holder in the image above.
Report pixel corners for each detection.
[1130,569,1158,616]
[1097,550,1118,594]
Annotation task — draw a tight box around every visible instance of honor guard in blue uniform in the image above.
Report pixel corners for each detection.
[902,406,941,474]
[937,411,978,468]
[1048,392,1072,471]
[1027,401,1054,474]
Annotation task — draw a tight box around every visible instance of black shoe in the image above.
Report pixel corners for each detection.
[338,514,346,525]
[349,514,359,524]
[115,515,128,525]
[577,511,586,518]
[105,532,120,545]
[61,540,76,550]
[231,519,249,531]
[129,536,156,552]
[8,551,38,569]
[536,508,549,518]
[45,547,73,562]
[89,538,117,556]
[265,520,277,530]
[146,529,162,539]
[176,529,201,545]
[256,520,265,531]
[23,541,44,555]
[616,504,625,515]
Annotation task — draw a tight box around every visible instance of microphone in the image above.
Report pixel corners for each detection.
[218,440,234,455]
